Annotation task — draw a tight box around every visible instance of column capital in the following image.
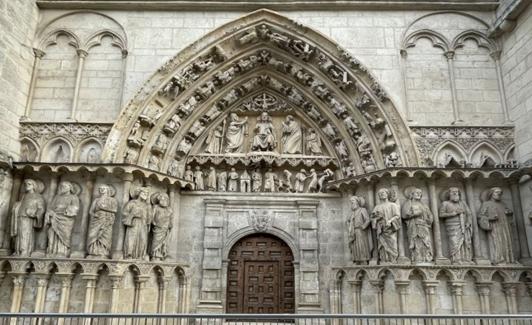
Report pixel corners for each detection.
[76,49,89,58]
[395,280,410,294]
[9,273,26,287]
[399,48,408,58]
[502,282,519,296]
[489,50,502,61]
[475,281,493,296]
[370,280,384,293]
[33,48,46,59]
[422,280,439,294]
[444,50,455,60]
[449,281,465,296]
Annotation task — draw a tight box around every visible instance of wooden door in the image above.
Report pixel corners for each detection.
[226,234,295,313]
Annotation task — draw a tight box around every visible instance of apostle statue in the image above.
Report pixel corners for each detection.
[86,184,118,258]
[217,171,227,192]
[205,125,223,154]
[228,168,239,192]
[45,181,81,257]
[264,169,277,192]
[439,187,473,264]
[347,195,372,264]
[281,115,302,154]
[206,167,217,191]
[251,112,276,152]
[294,169,307,193]
[478,187,515,264]
[11,179,46,256]
[225,113,248,153]
[306,129,323,155]
[401,187,434,263]
[240,170,251,193]
[150,192,173,261]
[371,188,400,263]
[251,170,262,192]
[193,166,204,191]
[123,187,151,260]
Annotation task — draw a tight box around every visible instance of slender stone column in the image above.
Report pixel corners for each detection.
[399,49,413,122]
[72,174,95,258]
[391,179,409,264]
[502,282,518,314]
[490,50,511,124]
[112,173,133,259]
[427,180,449,264]
[476,281,492,314]
[109,275,122,313]
[449,281,465,314]
[444,50,462,124]
[369,183,379,265]
[34,176,58,257]
[1,172,22,253]
[9,274,26,312]
[370,280,385,314]
[82,274,98,313]
[34,275,49,312]
[23,48,46,120]
[70,49,88,121]
[464,178,489,264]
[349,280,362,313]
[158,277,170,313]
[57,274,73,313]
[395,280,410,314]
[133,276,149,313]
[423,281,439,314]
[509,181,530,262]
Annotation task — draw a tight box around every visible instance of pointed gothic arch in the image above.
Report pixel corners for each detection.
[102,9,418,180]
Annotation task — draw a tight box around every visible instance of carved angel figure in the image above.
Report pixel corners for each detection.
[205,125,224,154]
[150,192,173,261]
[123,187,151,260]
[10,179,46,256]
[87,184,118,258]
[264,169,277,192]
[372,188,400,263]
[347,196,372,264]
[306,129,323,155]
[478,187,515,264]
[240,170,251,193]
[46,181,81,257]
[439,187,473,264]
[402,188,434,263]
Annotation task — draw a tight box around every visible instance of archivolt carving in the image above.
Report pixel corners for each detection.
[103,10,417,182]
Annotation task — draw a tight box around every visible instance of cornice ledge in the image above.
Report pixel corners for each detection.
[36,0,499,11]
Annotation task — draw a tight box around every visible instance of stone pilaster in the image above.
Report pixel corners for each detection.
[502,282,519,314]
[449,281,465,314]
[423,281,439,314]
[9,273,26,313]
[476,281,492,314]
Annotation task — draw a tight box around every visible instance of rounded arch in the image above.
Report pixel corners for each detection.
[103,9,418,177]
[35,10,127,51]
[223,227,298,262]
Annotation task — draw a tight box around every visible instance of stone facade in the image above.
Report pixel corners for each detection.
[0,0,531,315]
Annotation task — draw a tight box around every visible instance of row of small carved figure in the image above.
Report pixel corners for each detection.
[10,179,172,261]
[348,186,517,266]
[183,165,335,193]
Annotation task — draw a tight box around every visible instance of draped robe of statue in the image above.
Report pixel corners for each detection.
[402,196,434,263]
[282,117,302,154]
[86,190,118,257]
[348,204,372,263]
[123,193,151,259]
[479,199,514,264]
[225,114,247,153]
[151,196,173,261]
[10,184,45,256]
[205,126,223,154]
[439,199,473,263]
[372,199,400,263]
[46,187,80,257]
[306,130,322,155]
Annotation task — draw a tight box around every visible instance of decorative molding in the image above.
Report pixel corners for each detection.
[20,122,112,147]
[36,0,499,11]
